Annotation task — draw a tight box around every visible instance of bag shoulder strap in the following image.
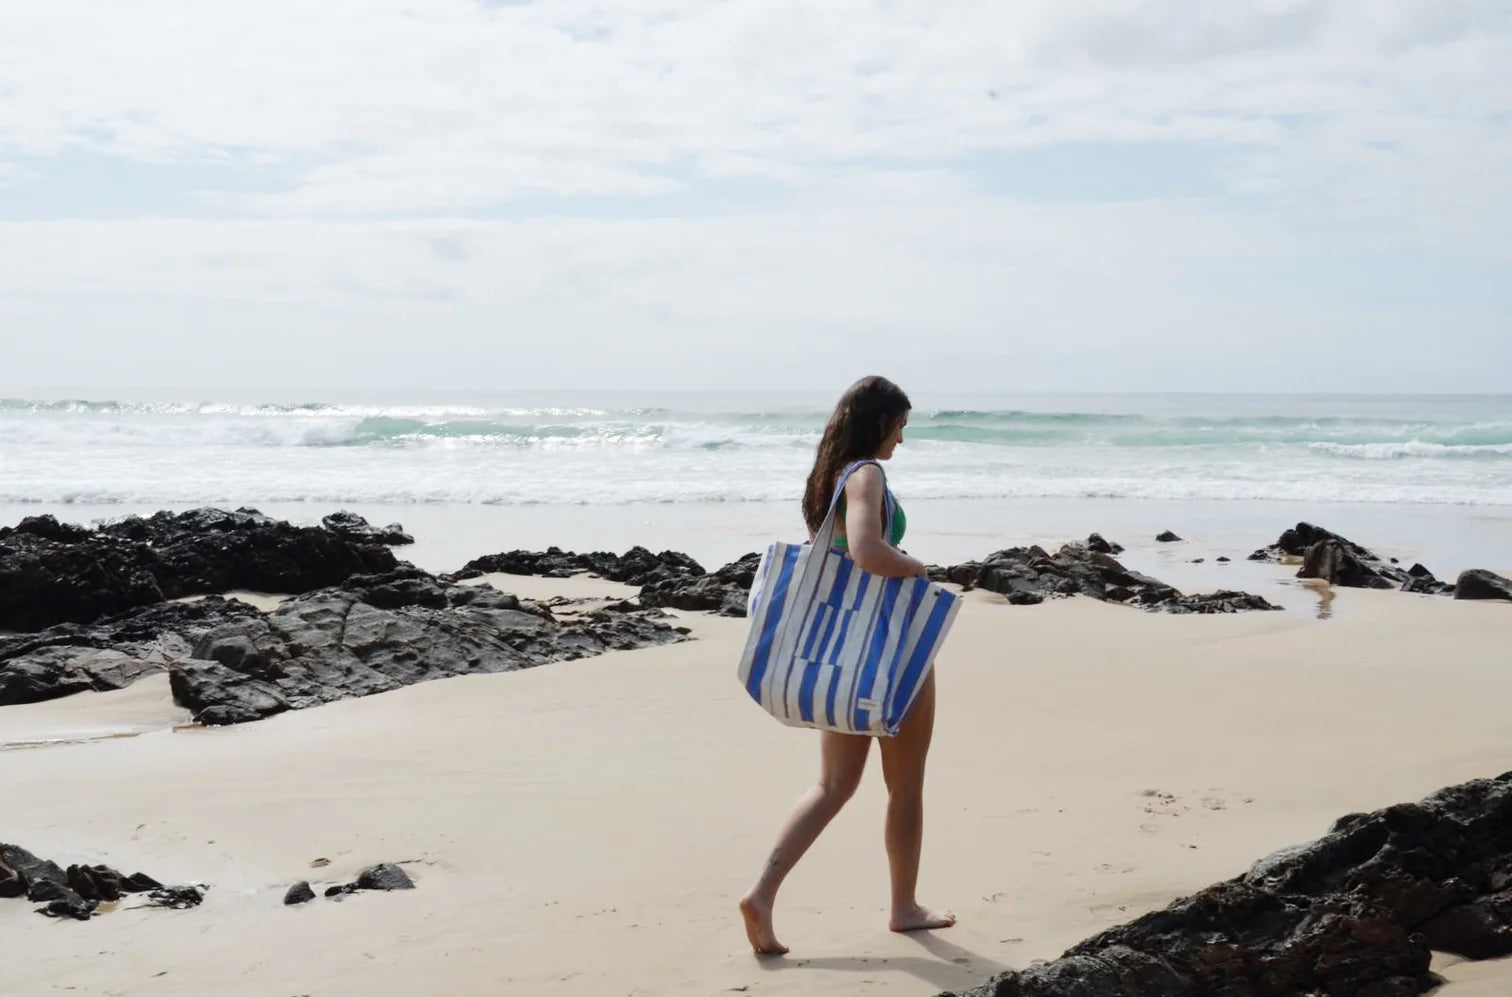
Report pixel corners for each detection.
[816,459,894,549]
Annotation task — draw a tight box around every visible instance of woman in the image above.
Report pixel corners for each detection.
[739,375,955,956]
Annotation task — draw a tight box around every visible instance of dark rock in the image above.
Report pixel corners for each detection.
[638,553,760,617]
[283,881,316,905]
[27,878,76,903]
[37,894,98,920]
[99,507,402,600]
[317,862,416,901]
[67,864,124,902]
[1419,891,1512,959]
[11,514,92,543]
[1401,563,1454,596]
[1190,558,1204,564]
[455,546,704,587]
[1261,522,1351,560]
[1455,569,1512,602]
[1216,556,1231,563]
[943,771,1512,997]
[121,872,163,892]
[320,511,414,546]
[639,575,747,616]
[1164,590,1283,614]
[0,843,65,899]
[356,864,415,891]
[1250,523,1449,596]
[947,891,1434,996]
[0,529,165,632]
[1085,533,1124,555]
[1,596,264,706]
[1,507,399,633]
[2,842,173,921]
[1155,531,1182,543]
[710,552,761,589]
[339,563,456,610]
[144,885,204,909]
[1301,539,1401,590]
[936,541,1280,615]
[171,568,688,724]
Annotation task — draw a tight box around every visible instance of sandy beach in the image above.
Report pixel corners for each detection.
[3,567,1510,996]
[7,0,1509,987]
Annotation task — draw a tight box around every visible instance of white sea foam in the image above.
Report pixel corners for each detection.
[1,393,1508,508]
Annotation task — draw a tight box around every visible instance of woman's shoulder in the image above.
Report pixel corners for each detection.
[841,460,887,492]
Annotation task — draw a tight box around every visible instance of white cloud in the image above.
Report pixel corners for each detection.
[0,0,1507,391]
[3,0,1507,216]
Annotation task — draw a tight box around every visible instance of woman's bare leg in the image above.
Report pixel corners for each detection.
[879,671,955,932]
[740,731,871,954]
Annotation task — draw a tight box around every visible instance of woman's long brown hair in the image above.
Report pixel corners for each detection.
[802,376,912,536]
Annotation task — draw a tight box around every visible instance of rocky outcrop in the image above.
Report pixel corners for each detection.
[1249,522,1355,562]
[941,771,1512,997]
[638,553,760,617]
[1250,523,1404,587]
[1155,531,1183,543]
[1159,590,1282,614]
[1454,569,1512,602]
[0,517,167,632]
[171,566,690,725]
[1402,563,1455,596]
[2,520,701,716]
[451,546,703,586]
[1,842,174,921]
[931,540,1282,614]
[1248,522,1457,594]
[453,545,759,617]
[320,511,414,546]
[1300,539,1405,590]
[284,881,316,905]
[99,508,402,598]
[0,597,263,706]
[1084,533,1124,555]
[0,509,400,632]
[287,862,415,905]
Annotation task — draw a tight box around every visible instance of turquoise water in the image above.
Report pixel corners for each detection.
[0,391,1508,507]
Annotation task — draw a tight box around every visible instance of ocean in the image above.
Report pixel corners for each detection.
[3,389,1510,594]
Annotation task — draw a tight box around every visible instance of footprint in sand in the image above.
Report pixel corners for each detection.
[1200,789,1256,811]
[1137,789,1189,818]
[1139,788,1253,821]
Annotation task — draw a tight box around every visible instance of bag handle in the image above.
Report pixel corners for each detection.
[813,459,895,551]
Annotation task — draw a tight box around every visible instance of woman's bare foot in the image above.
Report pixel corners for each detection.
[740,893,789,955]
[889,903,957,933]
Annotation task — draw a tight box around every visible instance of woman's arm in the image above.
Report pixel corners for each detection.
[840,464,927,578]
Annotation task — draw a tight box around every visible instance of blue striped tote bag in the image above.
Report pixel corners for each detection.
[736,460,961,737]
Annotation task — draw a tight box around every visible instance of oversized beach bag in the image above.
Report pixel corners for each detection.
[736,460,961,736]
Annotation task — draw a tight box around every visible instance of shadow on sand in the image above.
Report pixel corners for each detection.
[757,928,1017,993]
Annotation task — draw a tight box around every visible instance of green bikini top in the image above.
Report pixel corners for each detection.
[830,468,906,550]
[832,496,906,549]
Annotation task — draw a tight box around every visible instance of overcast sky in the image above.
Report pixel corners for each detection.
[1,0,1508,395]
